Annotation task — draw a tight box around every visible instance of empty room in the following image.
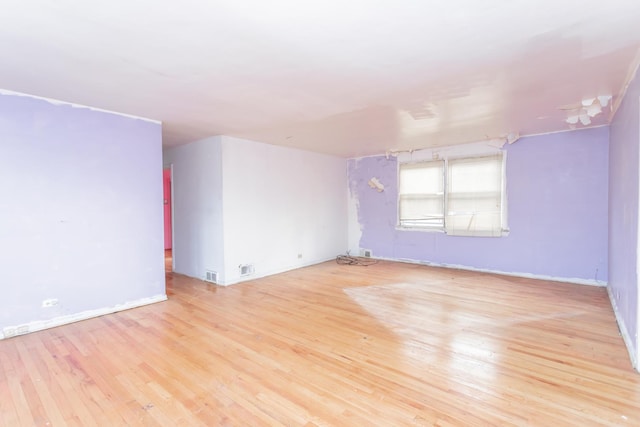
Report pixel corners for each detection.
[2,1,640,425]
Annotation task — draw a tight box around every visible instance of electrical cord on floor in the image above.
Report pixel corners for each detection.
[335,254,378,266]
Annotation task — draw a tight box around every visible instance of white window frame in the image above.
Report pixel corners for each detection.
[398,160,446,230]
[397,153,508,236]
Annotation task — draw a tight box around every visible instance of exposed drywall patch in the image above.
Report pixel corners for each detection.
[348,128,609,283]
[0,88,160,123]
[562,95,611,127]
[368,177,385,192]
[1,89,165,333]
[0,294,167,340]
[347,158,367,254]
[347,188,363,254]
[482,132,521,148]
[506,132,520,144]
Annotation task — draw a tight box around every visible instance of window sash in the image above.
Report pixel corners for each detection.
[398,154,506,236]
[445,154,504,237]
[398,161,444,229]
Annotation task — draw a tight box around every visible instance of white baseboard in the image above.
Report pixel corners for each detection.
[174,257,338,286]
[377,255,607,287]
[606,287,639,371]
[0,294,167,340]
[190,253,606,288]
[222,256,337,286]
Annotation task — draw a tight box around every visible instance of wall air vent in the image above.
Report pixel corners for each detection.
[204,270,218,284]
[239,264,254,276]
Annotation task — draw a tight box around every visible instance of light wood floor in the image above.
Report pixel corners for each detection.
[1,257,639,426]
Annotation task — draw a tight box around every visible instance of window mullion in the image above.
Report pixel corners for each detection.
[443,158,448,232]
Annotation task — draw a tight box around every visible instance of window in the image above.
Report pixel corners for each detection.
[398,153,506,237]
[399,161,445,229]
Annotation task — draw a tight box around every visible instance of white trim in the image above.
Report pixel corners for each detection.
[369,254,607,287]
[607,287,639,371]
[637,94,640,367]
[0,294,167,340]
[397,152,508,237]
[349,152,396,161]
[396,141,503,163]
[395,226,446,233]
[0,88,161,124]
[221,257,607,288]
[223,256,337,286]
[397,158,445,230]
[519,124,609,140]
[177,256,337,286]
[637,93,640,372]
[170,164,175,272]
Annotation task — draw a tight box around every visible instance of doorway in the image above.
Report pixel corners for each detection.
[163,167,173,272]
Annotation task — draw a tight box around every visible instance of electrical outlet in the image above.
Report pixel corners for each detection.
[16,325,29,335]
[42,298,58,308]
[297,253,303,259]
[3,328,16,338]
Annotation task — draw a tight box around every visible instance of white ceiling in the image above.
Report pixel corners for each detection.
[2,1,640,157]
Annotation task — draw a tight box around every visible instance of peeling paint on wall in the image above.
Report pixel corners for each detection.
[347,128,609,283]
[0,90,165,333]
[0,88,160,123]
[368,177,385,192]
[347,159,364,254]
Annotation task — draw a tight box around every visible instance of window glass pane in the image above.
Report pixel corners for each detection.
[447,156,502,194]
[399,162,443,194]
[398,155,505,235]
[399,195,444,227]
[399,161,444,228]
[446,154,504,237]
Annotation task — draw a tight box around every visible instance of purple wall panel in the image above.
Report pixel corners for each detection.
[609,68,640,354]
[0,93,165,329]
[348,127,609,282]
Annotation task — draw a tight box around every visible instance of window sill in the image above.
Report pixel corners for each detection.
[396,226,445,233]
[396,226,510,237]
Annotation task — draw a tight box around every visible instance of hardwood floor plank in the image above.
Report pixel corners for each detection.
[1,258,639,425]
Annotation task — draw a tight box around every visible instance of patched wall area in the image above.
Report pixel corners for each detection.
[0,91,165,336]
[348,127,609,284]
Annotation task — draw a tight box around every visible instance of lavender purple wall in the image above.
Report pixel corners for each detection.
[609,67,640,360]
[348,127,609,283]
[0,92,165,331]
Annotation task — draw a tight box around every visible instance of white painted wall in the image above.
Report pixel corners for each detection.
[221,136,347,285]
[164,137,225,282]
